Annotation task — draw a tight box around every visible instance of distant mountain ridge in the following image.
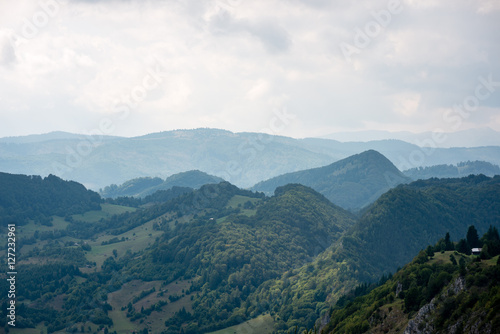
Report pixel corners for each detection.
[404,160,500,180]
[252,150,411,209]
[100,170,224,198]
[0,131,119,144]
[1,128,499,190]
[322,127,500,148]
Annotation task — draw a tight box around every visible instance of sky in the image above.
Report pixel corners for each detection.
[0,0,499,139]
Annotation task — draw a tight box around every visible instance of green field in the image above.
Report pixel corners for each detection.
[13,203,135,239]
[9,324,46,334]
[84,215,164,269]
[428,250,499,268]
[17,216,69,237]
[226,195,260,216]
[207,314,275,334]
[72,203,136,223]
[106,278,195,333]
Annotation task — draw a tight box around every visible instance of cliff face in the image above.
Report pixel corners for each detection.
[404,277,466,334]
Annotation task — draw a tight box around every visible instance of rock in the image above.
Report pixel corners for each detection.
[396,282,403,298]
[404,300,436,334]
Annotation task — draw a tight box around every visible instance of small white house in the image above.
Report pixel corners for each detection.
[471,248,482,255]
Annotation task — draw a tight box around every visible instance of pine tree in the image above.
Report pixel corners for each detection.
[444,232,454,251]
[456,239,470,255]
[466,225,480,249]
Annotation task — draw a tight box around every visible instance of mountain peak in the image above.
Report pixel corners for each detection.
[253,150,411,209]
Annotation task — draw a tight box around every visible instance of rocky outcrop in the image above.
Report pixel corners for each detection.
[449,276,466,295]
[395,282,403,298]
[447,311,493,334]
[405,277,469,334]
[404,300,436,334]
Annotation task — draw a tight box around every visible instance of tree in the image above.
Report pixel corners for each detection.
[426,245,434,258]
[481,226,500,243]
[404,283,421,313]
[481,226,500,257]
[444,232,454,251]
[456,239,470,255]
[459,257,467,276]
[467,225,480,249]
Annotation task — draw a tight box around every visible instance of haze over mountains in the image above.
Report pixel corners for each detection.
[404,161,500,180]
[322,127,500,148]
[1,128,499,191]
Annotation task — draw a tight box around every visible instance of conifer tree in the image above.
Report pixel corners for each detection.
[466,225,480,249]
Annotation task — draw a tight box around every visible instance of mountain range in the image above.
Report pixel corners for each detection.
[322,127,500,148]
[100,151,499,211]
[1,128,499,190]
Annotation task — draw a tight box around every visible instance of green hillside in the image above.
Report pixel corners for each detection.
[322,228,500,334]
[352,175,500,277]
[1,173,499,334]
[121,183,355,333]
[244,175,500,333]
[0,172,101,227]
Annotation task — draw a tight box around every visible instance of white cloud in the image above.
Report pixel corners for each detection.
[246,79,271,100]
[477,0,500,14]
[392,92,421,117]
[0,0,499,138]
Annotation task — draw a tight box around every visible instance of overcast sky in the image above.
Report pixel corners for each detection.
[0,0,499,139]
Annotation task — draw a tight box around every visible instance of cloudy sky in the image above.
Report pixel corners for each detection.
[0,0,499,139]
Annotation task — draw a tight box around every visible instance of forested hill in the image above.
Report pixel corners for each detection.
[100,170,225,198]
[323,228,500,333]
[245,175,500,332]
[252,150,411,210]
[2,172,499,333]
[120,183,356,333]
[0,179,356,333]
[0,172,101,226]
[344,174,500,281]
